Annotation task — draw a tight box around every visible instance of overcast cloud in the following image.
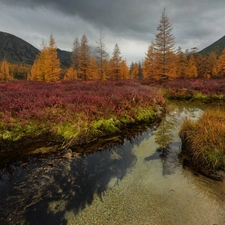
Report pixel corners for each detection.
[1,0,225,64]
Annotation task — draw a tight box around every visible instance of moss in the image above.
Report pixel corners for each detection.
[193,92,210,101]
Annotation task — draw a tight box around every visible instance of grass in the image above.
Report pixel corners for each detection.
[180,109,225,180]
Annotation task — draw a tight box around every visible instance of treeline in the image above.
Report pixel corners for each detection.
[1,9,225,82]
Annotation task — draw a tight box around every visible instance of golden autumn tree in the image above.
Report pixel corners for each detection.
[44,34,61,82]
[154,9,176,80]
[95,30,108,80]
[109,43,122,80]
[78,34,90,80]
[187,54,198,78]
[30,41,47,81]
[131,63,139,79]
[120,60,129,79]
[88,56,98,80]
[0,60,13,81]
[143,43,157,79]
[176,50,188,78]
[213,48,225,77]
[64,67,77,80]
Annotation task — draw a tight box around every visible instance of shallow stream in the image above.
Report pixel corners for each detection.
[1,101,225,225]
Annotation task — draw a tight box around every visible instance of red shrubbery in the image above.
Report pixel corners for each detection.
[163,79,225,99]
[0,80,165,148]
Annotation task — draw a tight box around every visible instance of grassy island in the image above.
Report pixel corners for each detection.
[180,109,225,181]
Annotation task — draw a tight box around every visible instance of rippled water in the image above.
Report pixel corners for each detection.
[1,101,225,225]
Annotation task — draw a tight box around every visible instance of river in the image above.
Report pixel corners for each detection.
[0,101,225,225]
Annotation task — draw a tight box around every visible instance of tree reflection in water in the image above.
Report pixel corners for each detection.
[145,102,203,176]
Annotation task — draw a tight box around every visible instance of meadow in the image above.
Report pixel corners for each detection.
[0,80,165,150]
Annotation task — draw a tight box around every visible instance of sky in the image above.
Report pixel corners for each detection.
[0,0,225,65]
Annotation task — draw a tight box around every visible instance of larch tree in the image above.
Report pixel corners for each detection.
[30,41,47,81]
[44,34,61,82]
[78,34,90,80]
[154,8,176,80]
[64,67,77,80]
[131,63,139,79]
[109,43,122,80]
[143,42,157,79]
[88,56,98,80]
[120,60,129,79]
[95,30,108,80]
[176,50,188,78]
[213,48,225,77]
[187,54,198,78]
[0,60,12,81]
[71,37,80,70]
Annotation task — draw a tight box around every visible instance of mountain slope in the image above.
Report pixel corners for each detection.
[0,31,39,64]
[0,31,109,67]
[198,35,225,55]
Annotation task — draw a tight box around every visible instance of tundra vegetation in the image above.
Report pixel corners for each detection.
[1,9,225,179]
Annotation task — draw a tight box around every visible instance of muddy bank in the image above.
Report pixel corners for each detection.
[0,113,163,170]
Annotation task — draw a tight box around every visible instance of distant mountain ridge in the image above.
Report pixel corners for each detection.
[0,31,108,68]
[198,35,225,55]
[0,31,39,65]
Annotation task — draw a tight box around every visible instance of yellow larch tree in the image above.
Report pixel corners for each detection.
[0,60,13,81]
[88,56,98,80]
[176,50,188,78]
[120,60,129,79]
[187,54,198,78]
[130,63,139,79]
[213,48,225,77]
[109,43,122,80]
[44,34,61,82]
[64,67,77,80]
[143,43,157,79]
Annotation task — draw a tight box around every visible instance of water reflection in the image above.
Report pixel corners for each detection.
[0,140,138,225]
[145,101,203,176]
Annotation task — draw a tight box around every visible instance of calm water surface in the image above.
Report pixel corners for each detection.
[1,101,225,225]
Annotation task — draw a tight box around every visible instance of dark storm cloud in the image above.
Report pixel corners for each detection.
[1,0,225,63]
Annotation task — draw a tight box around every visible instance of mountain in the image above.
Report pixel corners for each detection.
[0,31,109,67]
[198,35,225,55]
[57,49,72,68]
[0,31,39,64]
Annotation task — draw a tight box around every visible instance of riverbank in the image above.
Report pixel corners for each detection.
[162,79,225,101]
[0,80,165,155]
[180,109,225,181]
